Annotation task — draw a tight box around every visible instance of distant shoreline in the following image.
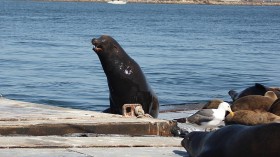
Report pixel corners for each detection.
[35,0,280,6]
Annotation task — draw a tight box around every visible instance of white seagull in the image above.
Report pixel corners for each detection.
[187,102,234,128]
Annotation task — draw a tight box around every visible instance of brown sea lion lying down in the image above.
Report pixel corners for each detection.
[231,91,277,112]
[225,110,280,125]
[229,83,280,101]
[269,98,280,116]
[181,123,280,157]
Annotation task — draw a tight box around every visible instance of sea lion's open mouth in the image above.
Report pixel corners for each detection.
[91,38,103,52]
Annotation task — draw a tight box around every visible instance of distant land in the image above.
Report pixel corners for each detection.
[36,0,280,6]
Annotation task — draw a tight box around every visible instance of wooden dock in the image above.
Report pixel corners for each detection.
[0,98,176,136]
[0,97,187,157]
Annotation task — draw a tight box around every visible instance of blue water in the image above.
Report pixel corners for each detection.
[1,0,280,111]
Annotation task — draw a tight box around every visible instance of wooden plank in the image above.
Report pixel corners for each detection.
[0,136,182,148]
[0,98,176,136]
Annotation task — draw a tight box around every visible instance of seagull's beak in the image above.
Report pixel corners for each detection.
[226,107,234,117]
[229,111,234,117]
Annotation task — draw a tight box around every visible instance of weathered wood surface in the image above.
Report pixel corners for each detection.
[0,147,188,157]
[0,136,182,148]
[0,98,176,136]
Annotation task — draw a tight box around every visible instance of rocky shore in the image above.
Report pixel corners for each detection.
[37,0,280,6]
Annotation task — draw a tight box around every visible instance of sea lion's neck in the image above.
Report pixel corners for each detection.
[99,54,125,75]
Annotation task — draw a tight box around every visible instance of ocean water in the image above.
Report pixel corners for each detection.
[1,0,280,111]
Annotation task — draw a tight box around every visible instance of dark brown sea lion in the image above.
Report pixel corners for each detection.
[181,123,280,157]
[91,35,159,118]
[229,83,280,101]
[269,98,280,116]
[231,91,277,112]
[225,110,280,125]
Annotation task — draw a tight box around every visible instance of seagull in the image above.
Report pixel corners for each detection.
[187,102,234,129]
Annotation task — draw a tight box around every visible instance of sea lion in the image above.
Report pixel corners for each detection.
[231,91,277,112]
[269,98,280,116]
[225,110,280,125]
[229,83,280,101]
[91,35,159,118]
[181,123,280,157]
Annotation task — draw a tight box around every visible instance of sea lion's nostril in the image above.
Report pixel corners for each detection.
[91,38,96,45]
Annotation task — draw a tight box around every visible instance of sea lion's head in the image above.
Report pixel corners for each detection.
[92,35,121,55]
[267,87,280,98]
[181,131,208,157]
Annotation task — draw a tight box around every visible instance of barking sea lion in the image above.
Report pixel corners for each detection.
[91,35,159,118]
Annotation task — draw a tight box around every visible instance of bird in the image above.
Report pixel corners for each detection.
[187,102,234,129]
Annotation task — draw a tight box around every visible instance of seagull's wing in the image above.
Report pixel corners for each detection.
[187,109,215,125]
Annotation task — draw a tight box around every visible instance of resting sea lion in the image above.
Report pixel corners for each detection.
[229,83,280,101]
[231,91,277,112]
[225,110,280,125]
[181,123,280,157]
[269,98,280,116]
[91,35,159,118]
